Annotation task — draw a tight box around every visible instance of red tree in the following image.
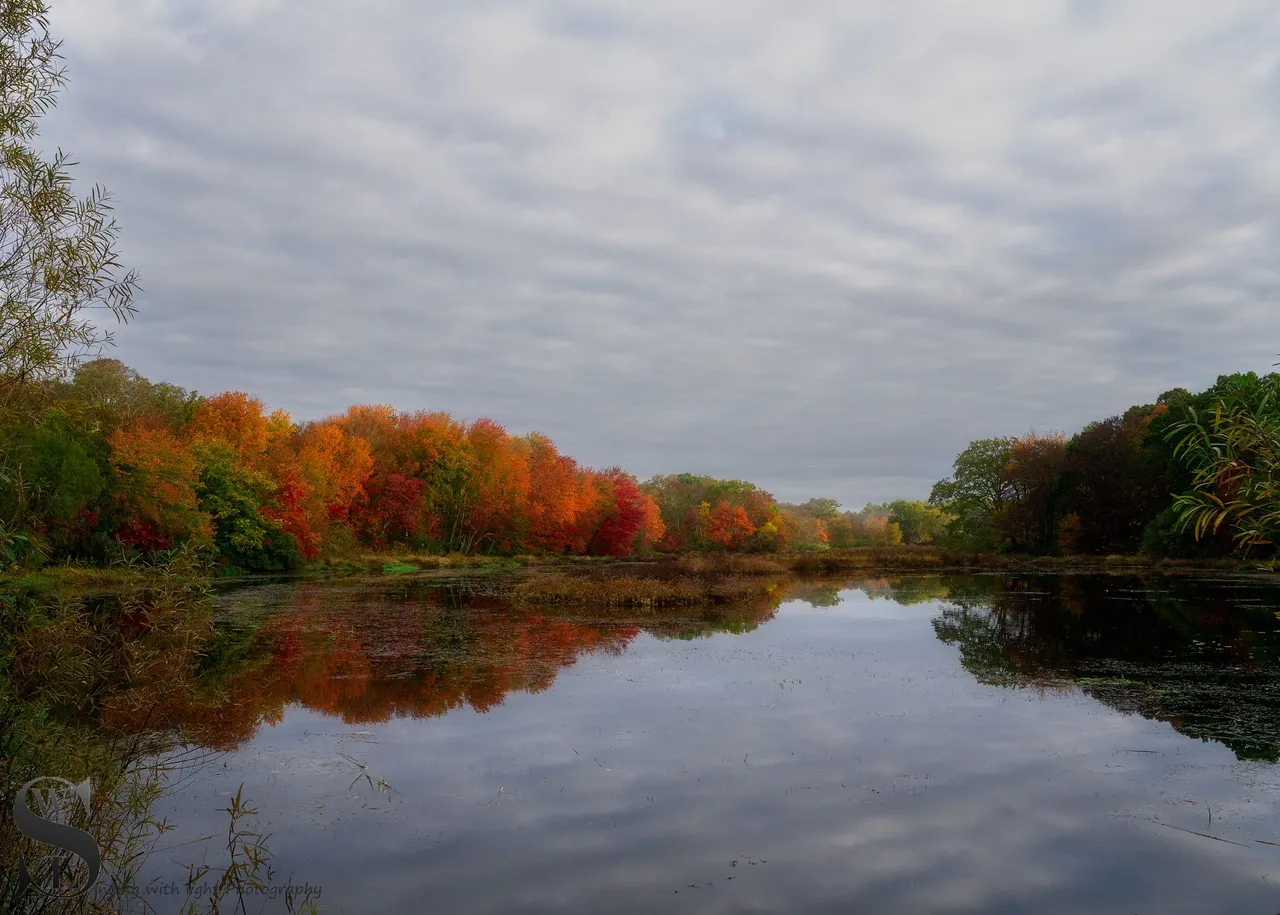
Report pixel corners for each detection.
[589,470,648,556]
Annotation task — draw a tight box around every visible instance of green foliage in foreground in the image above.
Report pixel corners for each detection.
[1170,397,1280,552]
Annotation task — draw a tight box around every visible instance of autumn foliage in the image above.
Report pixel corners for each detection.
[18,358,1274,571]
[15,363,684,569]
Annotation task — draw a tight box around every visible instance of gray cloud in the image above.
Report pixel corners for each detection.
[39,0,1280,506]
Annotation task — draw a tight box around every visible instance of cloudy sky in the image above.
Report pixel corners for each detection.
[42,0,1280,507]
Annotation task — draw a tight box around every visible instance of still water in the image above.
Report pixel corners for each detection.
[137,572,1280,913]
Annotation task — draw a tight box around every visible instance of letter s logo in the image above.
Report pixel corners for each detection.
[13,777,100,898]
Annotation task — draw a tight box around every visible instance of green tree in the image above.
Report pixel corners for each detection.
[194,442,302,572]
[17,416,103,521]
[0,1,137,397]
[0,408,105,558]
[887,499,949,545]
[63,358,198,432]
[798,497,841,520]
[929,437,1015,551]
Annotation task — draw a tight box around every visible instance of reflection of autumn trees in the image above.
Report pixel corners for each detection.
[263,590,640,724]
[182,574,1280,763]
[109,579,787,749]
[22,573,1280,766]
[932,575,1280,762]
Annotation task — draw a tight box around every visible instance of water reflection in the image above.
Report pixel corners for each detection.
[928,574,1280,762]
[97,572,1280,764]
[141,571,1280,914]
[9,571,1280,913]
[143,576,787,749]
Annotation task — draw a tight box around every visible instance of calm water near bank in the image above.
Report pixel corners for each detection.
[65,573,1280,911]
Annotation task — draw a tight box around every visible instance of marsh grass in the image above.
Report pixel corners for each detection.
[501,545,1250,610]
[507,548,1014,608]
[349,551,643,572]
[0,541,216,596]
[673,554,790,575]
[7,544,1264,595]
[354,546,1261,584]
[511,571,779,607]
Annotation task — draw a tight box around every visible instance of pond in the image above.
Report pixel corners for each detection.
[10,570,1280,913]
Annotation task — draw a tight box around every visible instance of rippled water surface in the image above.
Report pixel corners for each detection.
[141,572,1280,913]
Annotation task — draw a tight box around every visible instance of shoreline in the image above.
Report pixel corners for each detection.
[4,547,1274,596]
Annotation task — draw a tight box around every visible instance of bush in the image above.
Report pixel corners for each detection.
[1140,507,1234,559]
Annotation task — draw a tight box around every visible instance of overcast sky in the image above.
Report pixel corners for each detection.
[42,0,1280,507]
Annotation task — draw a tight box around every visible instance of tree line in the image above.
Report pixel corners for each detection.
[0,359,883,571]
[926,371,1280,558]
[7,362,1276,571]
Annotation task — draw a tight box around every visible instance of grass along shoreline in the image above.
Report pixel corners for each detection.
[504,548,1280,608]
[3,546,1275,596]
[348,547,1276,578]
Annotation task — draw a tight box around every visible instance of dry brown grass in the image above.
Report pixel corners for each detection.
[323,545,1265,582]
[328,551,649,575]
[781,547,1007,573]
[673,553,790,575]
[511,571,777,607]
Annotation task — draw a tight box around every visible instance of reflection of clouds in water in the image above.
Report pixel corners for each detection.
[151,583,1280,913]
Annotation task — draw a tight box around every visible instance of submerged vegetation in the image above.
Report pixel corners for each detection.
[512,567,780,608]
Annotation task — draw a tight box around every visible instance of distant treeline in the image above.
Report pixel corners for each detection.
[0,360,877,572]
[2,361,1275,572]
